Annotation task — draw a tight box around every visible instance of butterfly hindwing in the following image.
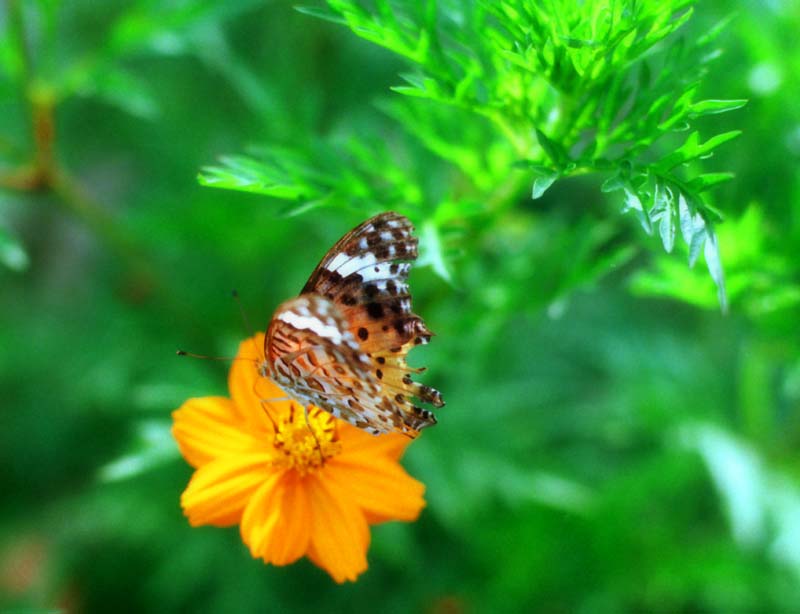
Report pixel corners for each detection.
[264,294,436,436]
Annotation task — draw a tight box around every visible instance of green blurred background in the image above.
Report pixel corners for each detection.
[2,1,800,612]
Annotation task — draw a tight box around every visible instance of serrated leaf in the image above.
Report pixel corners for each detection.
[623,187,652,234]
[703,229,727,311]
[678,192,694,245]
[688,223,706,267]
[621,186,642,211]
[659,199,676,253]
[650,180,670,218]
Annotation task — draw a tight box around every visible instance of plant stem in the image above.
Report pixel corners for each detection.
[1,1,158,296]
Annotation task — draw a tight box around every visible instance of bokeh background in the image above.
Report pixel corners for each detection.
[2,1,800,612]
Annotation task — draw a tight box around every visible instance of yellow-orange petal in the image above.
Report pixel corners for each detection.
[336,422,412,462]
[241,472,311,566]
[327,455,426,524]
[305,473,370,583]
[172,396,263,468]
[329,456,426,523]
[228,334,293,433]
[228,334,266,418]
[181,453,274,527]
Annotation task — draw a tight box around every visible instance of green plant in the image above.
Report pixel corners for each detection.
[201,0,744,309]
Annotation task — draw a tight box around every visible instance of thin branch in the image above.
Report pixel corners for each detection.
[0,2,161,296]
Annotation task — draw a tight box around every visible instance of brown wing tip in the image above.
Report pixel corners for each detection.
[373,210,409,224]
[418,384,445,408]
[406,405,437,433]
[399,426,420,439]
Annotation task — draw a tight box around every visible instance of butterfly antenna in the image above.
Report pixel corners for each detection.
[231,289,267,364]
[232,289,258,338]
[176,350,247,361]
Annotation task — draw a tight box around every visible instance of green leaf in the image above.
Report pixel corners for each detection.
[658,191,677,253]
[698,130,743,155]
[0,226,29,272]
[198,155,309,199]
[622,186,652,235]
[531,169,559,199]
[703,229,727,311]
[678,192,694,245]
[601,173,625,193]
[561,36,599,49]
[419,219,452,283]
[98,420,179,482]
[657,130,742,171]
[511,161,550,172]
[657,86,698,132]
[396,72,427,91]
[107,0,264,57]
[688,98,747,118]
[67,65,159,119]
[535,128,566,165]
[657,131,697,170]
[688,172,735,192]
[688,225,706,268]
[295,5,348,25]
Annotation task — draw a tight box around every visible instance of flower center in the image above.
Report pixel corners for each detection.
[272,405,341,475]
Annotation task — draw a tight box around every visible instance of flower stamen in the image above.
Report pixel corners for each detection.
[272,404,341,475]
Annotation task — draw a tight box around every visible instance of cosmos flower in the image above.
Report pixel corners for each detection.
[172,334,426,582]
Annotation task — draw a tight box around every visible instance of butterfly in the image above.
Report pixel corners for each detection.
[259,211,444,437]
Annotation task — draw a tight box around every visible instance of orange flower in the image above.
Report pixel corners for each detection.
[172,334,426,583]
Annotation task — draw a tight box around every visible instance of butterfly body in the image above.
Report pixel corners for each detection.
[261,212,443,437]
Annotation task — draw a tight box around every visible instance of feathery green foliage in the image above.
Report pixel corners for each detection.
[204,0,744,308]
[4,1,800,613]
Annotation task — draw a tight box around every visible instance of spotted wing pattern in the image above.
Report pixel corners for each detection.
[262,212,443,437]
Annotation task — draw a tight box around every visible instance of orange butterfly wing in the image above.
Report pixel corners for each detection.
[263,212,443,437]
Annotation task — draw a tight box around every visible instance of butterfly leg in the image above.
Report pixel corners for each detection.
[257,399,282,433]
[301,403,326,466]
[249,377,287,431]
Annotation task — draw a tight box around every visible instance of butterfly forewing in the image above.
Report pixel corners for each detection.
[264,211,443,437]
